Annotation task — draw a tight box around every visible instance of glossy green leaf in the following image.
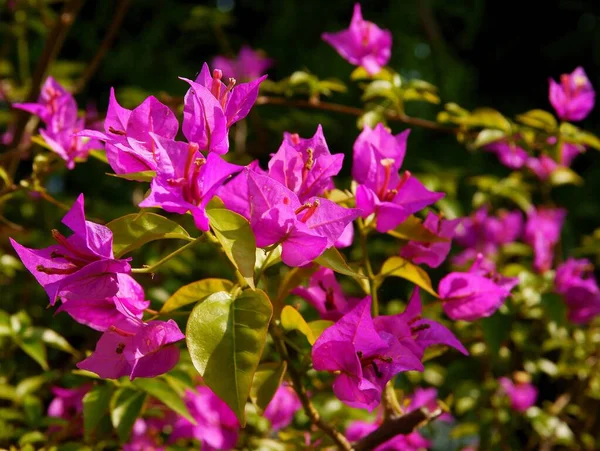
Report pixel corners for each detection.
[378,256,438,297]
[186,289,273,425]
[160,278,234,313]
[83,385,113,441]
[315,248,364,279]
[387,215,449,243]
[107,170,156,182]
[281,306,315,345]
[110,389,146,443]
[133,378,194,423]
[516,109,557,131]
[250,362,287,412]
[207,207,256,288]
[107,212,192,258]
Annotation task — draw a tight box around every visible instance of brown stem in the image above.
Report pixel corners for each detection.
[270,326,353,451]
[73,0,132,94]
[8,0,85,153]
[353,408,439,451]
[255,96,456,133]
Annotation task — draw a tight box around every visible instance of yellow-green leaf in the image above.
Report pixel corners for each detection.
[281,305,316,345]
[387,216,449,243]
[107,171,156,182]
[315,248,364,279]
[378,256,438,297]
[161,278,234,313]
[206,208,256,289]
[308,320,333,342]
[516,109,557,132]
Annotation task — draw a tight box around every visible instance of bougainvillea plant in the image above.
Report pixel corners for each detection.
[2,2,600,450]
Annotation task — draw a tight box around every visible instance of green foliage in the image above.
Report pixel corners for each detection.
[186,289,273,425]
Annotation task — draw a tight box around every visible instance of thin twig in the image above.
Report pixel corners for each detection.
[255,96,456,133]
[353,408,440,451]
[270,326,353,451]
[72,0,132,94]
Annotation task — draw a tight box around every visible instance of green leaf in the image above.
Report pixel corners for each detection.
[473,129,505,148]
[16,374,53,400]
[110,389,146,443]
[83,385,113,441]
[250,362,287,412]
[38,328,78,355]
[541,293,567,326]
[107,212,192,258]
[275,265,318,307]
[387,216,449,243]
[480,313,510,356]
[186,289,273,425]
[315,248,364,279]
[378,256,438,297]
[132,378,194,423]
[516,109,557,132]
[106,170,156,182]
[281,306,316,345]
[18,430,46,446]
[308,320,333,341]
[362,80,399,103]
[0,310,11,336]
[22,395,43,426]
[88,149,109,164]
[14,334,48,370]
[549,167,583,186]
[206,207,256,288]
[161,278,234,313]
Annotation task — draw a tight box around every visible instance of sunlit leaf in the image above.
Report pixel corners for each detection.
[387,215,449,243]
[133,378,194,422]
[110,389,146,443]
[378,256,438,297]
[281,305,315,345]
[516,109,557,132]
[161,278,234,313]
[107,171,156,182]
[186,289,272,425]
[107,212,192,258]
[315,248,364,279]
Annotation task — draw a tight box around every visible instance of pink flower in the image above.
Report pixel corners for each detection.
[77,316,184,380]
[498,376,537,413]
[549,67,595,121]
[524,207,566,273]
[263,383,301,430]
[212,45,272,81]
[555,258,600,324]
[322,4,392,75]
[170,386,240,450]
[484,139,528,169]
[10,194,131,305]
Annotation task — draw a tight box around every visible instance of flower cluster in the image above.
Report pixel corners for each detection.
[14,77,103,168]
[10,195,184,379]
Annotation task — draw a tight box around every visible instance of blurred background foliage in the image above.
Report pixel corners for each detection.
[2,0,600,449]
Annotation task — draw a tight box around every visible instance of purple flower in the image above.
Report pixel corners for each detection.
[124,419,165,451]
[292,267,362,320]
[77,316,184,380]
[312,297,424,410]
[498,376,537,413]
[547,137,584,167]
[525,155,558,181]
[56,273,149,331]
[212,45,272,81]
[10,194,131,305]
[138,135,242,231]
[170,386,240,451]
[555,258,600,324]
[322,3,392,75]
[439,254,518,321]
[181,64,267,154]
[79,90,179,174]
[268,125,344,202]
[263,383,301,430]
[352,125,444,233]
[246,170,360,267]
[14,77,101,169]
[406,387,453,422]
[346,419,430,451]
[400,212,461,268]
[484,139,528,169]
[48,384,90,422]
[549,67,595,121]
[524,207,566,273]
[453,207,522,266]
[373,288,468,360]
